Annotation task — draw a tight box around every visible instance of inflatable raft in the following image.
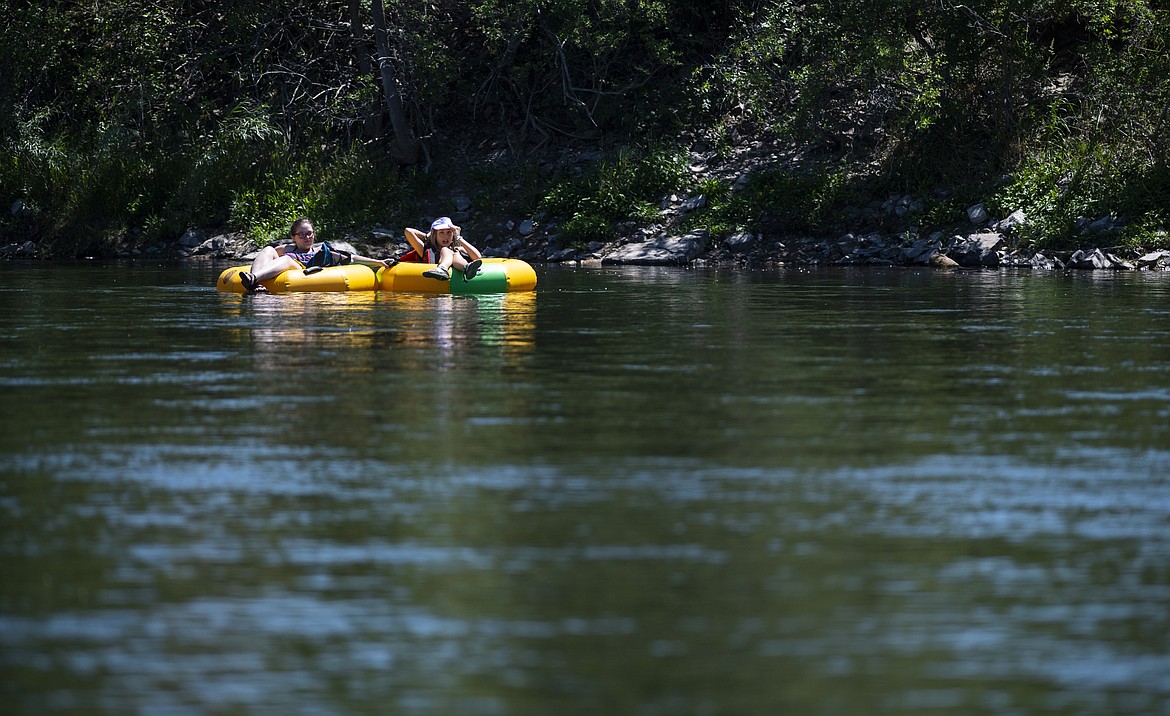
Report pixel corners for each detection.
[216,258,536,294]
[377,258,537,294]
[216,264,377,293]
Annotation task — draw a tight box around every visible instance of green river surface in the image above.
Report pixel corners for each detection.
[1,262,1168,715]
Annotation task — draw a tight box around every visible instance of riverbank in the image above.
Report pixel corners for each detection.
[4,137,1167,271]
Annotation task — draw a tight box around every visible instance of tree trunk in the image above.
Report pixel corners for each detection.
[350,0,382,138]
[370,0,420,165]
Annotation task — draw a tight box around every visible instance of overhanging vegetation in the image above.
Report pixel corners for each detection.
[1,1,1166,255]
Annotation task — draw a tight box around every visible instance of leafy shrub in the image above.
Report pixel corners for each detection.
[680,169,852,240]
[540,146,691,241]
[1,114,170,254]
[560,213,611,246]
[681,178,742,238]
[743,168,847,233]
[992,137,1170,249]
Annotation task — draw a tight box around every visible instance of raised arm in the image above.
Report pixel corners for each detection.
[404,227,427,255]
[454,229,482,261]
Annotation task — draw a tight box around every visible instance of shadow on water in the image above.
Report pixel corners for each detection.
[1,262,1169,714]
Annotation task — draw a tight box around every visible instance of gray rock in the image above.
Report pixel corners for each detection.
[1106,252,1134,270]
[483,238,522,258]
[0,241,35,257]
[179,228,207,248]
[724,231,756,253]
[1068,248,1109,269]
[547,247,578,262]
[967,203,989,225]
[903,238,941,264]
[893,194,921,217]
[835,233,859,257]
[1137,250,1170,269]
[837,234,891,264]
[630,226,662,243]
[1029,253,1055,270]
[518,219,535,236]
[999,251,1020,266]
[603,230,708,265]
[187,236,219,255]
[680,194,707,212]
[994,209,1027,233]
[1087,215,1120,234]
[947,232,1003,267]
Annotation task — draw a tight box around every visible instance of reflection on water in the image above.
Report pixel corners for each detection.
[376,291,538,358]
[1,264,1169,715]
[231,291,383,363]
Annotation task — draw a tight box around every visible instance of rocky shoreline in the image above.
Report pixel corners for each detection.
[51,205,1161,273]
[4,217,1169,272]
[4,141,1166,271]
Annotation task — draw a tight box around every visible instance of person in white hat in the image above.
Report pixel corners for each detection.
[403,216,483,281]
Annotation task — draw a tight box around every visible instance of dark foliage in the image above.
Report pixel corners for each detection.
[1,1,1166,254]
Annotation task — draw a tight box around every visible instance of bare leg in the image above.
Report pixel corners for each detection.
[437,246,455,270]
[250,247,300,281]
[423,247,455,280]
[449,250,482,280]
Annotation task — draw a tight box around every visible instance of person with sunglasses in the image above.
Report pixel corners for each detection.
[239,218,396,293]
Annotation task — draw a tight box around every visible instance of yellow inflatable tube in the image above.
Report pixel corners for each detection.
[216,264,377,293]
[377,258,537,294]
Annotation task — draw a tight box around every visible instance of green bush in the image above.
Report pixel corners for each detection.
[743,168,847,234]
[560,213,612,246]
[680,169,853,240]
[540,146,692,242]
[992,138,1170,249]
[681,178,741,239]
[0,115,171,254]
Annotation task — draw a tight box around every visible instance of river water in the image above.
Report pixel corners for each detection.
[2,262,1168,715]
